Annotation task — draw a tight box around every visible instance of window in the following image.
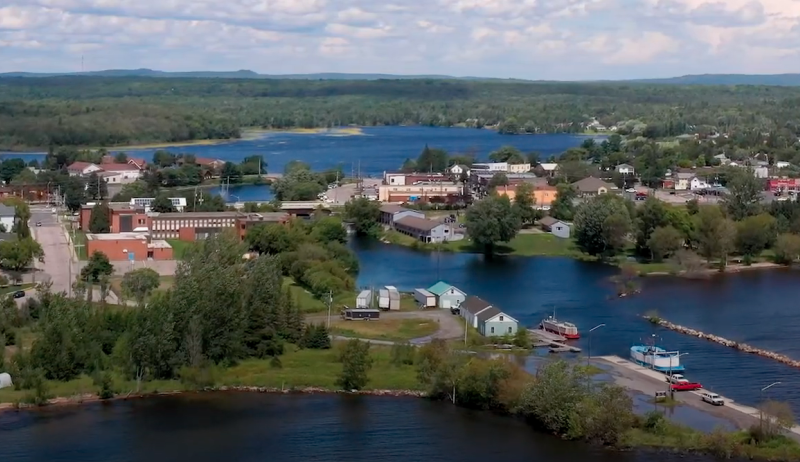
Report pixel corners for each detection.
[508,327,512,333]
[499,316,504,321]
[490,327,495,334]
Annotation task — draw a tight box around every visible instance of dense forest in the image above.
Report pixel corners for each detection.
[3,77,800,149]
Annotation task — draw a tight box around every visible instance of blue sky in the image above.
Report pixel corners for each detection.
[1,0,798,80]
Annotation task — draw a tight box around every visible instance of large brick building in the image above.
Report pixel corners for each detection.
[85,232,173,261]
[149,211,289,241]
[80,203,150,233]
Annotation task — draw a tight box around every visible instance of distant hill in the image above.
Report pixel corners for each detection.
[4,69,800,86]
[627,74,800,86]
[0,69,461,80]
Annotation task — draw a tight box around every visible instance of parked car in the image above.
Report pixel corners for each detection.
[12,290,25,299]
[665,374,689,384]
[671,382,703,391]
[701,392,724,406]
[35,221,42,227]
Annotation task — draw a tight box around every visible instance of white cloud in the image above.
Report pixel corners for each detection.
[2,0,800,78]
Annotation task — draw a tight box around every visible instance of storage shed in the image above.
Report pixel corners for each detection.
[356,289,373,309]
[378,289,390,310]
[0,372,12,389]
[385,286,401,311]
[414,288,436,308]
[341,308,381,320]
[427,281,467,309]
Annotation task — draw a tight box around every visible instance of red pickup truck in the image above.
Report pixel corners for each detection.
[671,382,703,391]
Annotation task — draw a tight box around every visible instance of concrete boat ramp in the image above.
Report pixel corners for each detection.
[598,355,800,438]
[527,329,582,353]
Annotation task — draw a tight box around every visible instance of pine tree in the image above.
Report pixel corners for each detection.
[86,172,108,200]
[88,203,111,233]
[280,288,304,342]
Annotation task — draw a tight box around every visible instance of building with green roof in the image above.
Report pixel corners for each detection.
[426,281,467,309]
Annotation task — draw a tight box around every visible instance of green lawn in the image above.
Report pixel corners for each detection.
[166,240,194,260]
[331,318,439,342]
[442,233,582,258]
[72,230,87,260]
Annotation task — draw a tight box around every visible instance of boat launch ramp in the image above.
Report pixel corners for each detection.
[527,329,582,353]
[598,355,800,438]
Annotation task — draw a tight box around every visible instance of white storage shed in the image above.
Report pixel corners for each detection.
[414,288,436,308]
[356,289,373,309]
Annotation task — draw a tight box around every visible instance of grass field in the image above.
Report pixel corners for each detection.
[108,275,175,302]
[0,344,421,404]
[442,233,583,257]
[330,318,439,342]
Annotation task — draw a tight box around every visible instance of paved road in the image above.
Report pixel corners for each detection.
[30,208,118,303]
[308,309,465,344]
[324,179,382,206]
[598,355,800,439]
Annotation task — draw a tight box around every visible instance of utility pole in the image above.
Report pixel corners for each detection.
[326,290,333,328]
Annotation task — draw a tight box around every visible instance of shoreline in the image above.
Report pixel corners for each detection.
[0,386,425,413]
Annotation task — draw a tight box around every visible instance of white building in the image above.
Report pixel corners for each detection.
[131,197,188,212]
[471,162,530,174]
[99,163,143,184]
[776,161,792,169]
[538,163,559,176]
[615,164,635,175]
[67,162,103,176]
[0,204,15,232]
[690,177,709,191]
[447,164,470,176]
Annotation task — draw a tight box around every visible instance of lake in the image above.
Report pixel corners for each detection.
[351,240,800,412]
[0,393,721,462]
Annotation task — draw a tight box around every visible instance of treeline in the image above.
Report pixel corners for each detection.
[0,233,332,403]
[4,77,800,148]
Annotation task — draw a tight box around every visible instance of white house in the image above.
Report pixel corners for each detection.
[538,163,559,177]
[690,177,709,191]
[615,163,635,175]
[776,161,792,169]
[0,204,15,232]
[447,164,470,177]
[99,163,143,184]
[67,162,103,176]
[673,172,694,190]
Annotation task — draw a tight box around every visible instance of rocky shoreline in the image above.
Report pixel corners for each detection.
[646,316,800,368]
[0,386,427,412]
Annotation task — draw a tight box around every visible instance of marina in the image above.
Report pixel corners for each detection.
[528,328,582,353]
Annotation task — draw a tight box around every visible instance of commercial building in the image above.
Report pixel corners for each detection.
[383,172,449,186]
[379,182,462,203]
[495,183,558,208]
[235,212,291,240]
[379,204,425,226]
[571,176,617,196]
[85,232,173,261]
[149,211,241,240]
[393,216,455,243]
[768,178,800,193]
[471,162,531,174]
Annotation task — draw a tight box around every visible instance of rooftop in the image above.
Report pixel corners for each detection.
[100,163,140,172]
[0,204,15,216]
[150,211,242,219]
[148,239,172,249]
[460,296,492,315]
[572,176,617,192]
[86,232,149,241]
[427,281,454,296]
[394,216,444,232]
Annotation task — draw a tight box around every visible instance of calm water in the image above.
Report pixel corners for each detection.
[0,127,600,177]
[0,393,720,462]
[351,240,800,412]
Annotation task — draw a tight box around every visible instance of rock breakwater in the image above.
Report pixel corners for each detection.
[645,316,800,369]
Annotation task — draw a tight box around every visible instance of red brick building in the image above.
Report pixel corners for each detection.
[767,178,800,193]
[80,203,150,233]
[149,211,289,241]
[85,232,173,261]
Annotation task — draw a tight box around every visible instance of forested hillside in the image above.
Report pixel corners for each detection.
[2,77,800,149]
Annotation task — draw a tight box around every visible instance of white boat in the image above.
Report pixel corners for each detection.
[630,344,685,372]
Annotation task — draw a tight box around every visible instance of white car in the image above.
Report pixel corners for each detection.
[701,392,724,406]
[666,374,689,384]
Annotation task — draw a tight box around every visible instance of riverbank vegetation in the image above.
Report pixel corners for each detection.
[5,77,800,149]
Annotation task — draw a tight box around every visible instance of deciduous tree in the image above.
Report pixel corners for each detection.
[344,197,381,238]
[512,182,539,226]
[550,184,577,221]
[89,202,111,233]
[573,194,632,258]
[465,195,521,254]
[121,267,161,305]
[336,339,373,391]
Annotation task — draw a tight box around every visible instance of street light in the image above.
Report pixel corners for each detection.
[760,381,782,432]
[587,323,605,365]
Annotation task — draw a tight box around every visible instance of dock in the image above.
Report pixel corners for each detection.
[527,328,582,353]
[597,355,800,437]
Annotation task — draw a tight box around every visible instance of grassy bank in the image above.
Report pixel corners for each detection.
[0,283,36,296]
[0,344,420,405]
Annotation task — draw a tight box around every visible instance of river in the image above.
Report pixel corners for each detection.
[0,393,721,462]
[1,127,599,202]
[351,240,800,412]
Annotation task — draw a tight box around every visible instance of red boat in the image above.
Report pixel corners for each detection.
[671,382,703,391]
[540,312,579,339]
